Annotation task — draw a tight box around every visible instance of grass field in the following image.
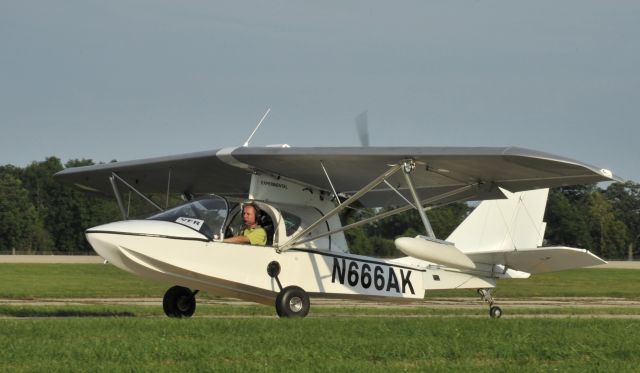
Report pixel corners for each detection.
[1,318,639,372]
[1,263,639,299]
[0,263,167,298]
[1,264,639,371]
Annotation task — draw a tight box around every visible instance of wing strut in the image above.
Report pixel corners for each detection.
[402,160,436,238]
[383,180,414,207]
[165,168,172,209]
[291,183,477,247]
[277,163,403,252]
[109,175,128,220]
[109,173,164,220]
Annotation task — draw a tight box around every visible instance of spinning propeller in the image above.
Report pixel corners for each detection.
[355,111,369,147]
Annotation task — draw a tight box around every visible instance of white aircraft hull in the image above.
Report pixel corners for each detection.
[86,220,496,305]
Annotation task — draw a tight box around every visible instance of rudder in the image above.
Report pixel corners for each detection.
[446,188,549,254]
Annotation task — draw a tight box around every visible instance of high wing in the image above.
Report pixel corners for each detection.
[54,146,620,207]
[467,246,606,274]
[54,149,252,197]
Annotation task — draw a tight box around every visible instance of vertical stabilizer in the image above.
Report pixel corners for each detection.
[447,188,549,254]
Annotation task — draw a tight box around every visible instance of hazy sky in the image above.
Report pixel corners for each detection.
[1,1,638,182]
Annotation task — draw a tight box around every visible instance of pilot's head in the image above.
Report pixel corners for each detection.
[242,204,259,228]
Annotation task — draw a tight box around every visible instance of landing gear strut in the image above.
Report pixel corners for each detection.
[163,286,198,318]
[478,288,502,319]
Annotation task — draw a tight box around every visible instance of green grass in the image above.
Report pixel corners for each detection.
[1,304,640,319]
[0,263,168,298]
[2,264,640,371]
[1,317,639,372]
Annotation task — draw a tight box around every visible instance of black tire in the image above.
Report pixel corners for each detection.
[489,306,502,319]
[275,286,310,318]
[163,286,196,318]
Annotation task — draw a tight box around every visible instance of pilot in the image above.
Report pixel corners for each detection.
[223,203,267,246]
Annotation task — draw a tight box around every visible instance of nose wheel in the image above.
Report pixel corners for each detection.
[478,289,502,319]
[163,286,198,318]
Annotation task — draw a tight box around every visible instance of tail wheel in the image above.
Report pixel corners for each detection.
[489,306,503,319]
[275,286,310,318]
[163,286,196,318]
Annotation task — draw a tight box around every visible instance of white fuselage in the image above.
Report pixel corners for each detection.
[85,174,499,304]
[87,220,431,304]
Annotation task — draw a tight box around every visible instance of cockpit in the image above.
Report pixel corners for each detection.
[147,195,230,240]
[147,194,347,252]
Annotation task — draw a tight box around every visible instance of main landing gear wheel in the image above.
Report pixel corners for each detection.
[275,286,310,318]
[163,286,197,318]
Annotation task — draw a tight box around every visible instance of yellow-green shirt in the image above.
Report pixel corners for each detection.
[242,226,267,246]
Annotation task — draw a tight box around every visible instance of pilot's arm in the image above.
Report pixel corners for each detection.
[223,235,251,244]
[223,227,267,246]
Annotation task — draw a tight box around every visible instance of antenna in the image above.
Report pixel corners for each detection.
[243,108,271,147]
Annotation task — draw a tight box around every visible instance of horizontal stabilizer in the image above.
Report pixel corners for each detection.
[395,236,475,270]
[467,246,606,274]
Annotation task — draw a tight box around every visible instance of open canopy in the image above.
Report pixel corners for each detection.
[54,146,620,208]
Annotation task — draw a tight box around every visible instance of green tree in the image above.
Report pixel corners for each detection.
[544,187,593,250]
[0,173,52,252]
[545,185,629,259]
[585,191,627,259]
[428,203,472,239]
[21,157,119,252]
[0,165,23,180]
[22,157,75,251]
[604,181,640,259]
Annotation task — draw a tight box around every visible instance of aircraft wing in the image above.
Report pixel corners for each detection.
[467,246,606,274]
[54,149,253,197]
[54,146,620,207]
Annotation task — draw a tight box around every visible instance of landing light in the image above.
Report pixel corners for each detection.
[600,169,613,178]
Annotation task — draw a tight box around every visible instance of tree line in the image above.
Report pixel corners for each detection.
[1,157,638,259]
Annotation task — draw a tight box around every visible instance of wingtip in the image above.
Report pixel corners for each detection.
[598,168,625,183]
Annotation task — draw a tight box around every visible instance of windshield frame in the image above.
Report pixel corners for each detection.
[146,194,230,240]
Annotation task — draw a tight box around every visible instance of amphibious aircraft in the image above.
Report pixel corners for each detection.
[55,145,620,318]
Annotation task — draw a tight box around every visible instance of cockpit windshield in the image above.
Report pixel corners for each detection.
[147,195,229,240]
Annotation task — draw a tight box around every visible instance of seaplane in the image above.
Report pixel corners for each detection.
[54,123,620,319]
